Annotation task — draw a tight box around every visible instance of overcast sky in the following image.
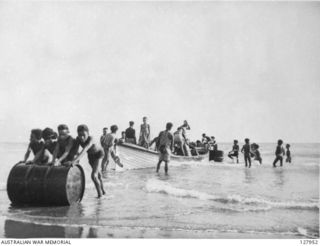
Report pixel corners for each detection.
[0,1,319,143]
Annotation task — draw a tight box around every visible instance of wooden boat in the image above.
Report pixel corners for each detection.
[116,143,209,170]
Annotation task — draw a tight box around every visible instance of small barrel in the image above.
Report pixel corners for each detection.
[7,164,85,206]
[209,150,224,162]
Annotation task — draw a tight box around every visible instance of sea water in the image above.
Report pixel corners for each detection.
[0,142,318,238]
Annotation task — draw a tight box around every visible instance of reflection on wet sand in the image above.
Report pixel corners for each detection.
[8,203,84,218]
[83,197,107,238]
[273,168,285,186]
[85,227,116,238]
[5,219,83,238]
[87,227,98,238]
[244,168,254,184]
[5,204,85,238]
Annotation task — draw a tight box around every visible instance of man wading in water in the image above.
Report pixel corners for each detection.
[273,139,285,167]
[156,122,174,175]
[241,138,253,168]
[100,125,123,171]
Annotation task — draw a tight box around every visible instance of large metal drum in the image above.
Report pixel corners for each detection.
[209,150,224,162]
[7,164,85,206]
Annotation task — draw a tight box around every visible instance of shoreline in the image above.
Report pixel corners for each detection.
[1,218,312,239]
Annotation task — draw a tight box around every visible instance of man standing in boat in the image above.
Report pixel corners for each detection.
[125,121,137,144]
[138,116,150,149]
[180,120,190,140]
[156,122,174,175]
[173,127,185,156]
[179,120,191,156]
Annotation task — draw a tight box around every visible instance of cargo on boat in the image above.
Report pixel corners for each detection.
[209,150,224,162]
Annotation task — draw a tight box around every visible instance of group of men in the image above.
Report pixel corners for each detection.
[228,138,292,168]
[20,124,124,198]
[100,118,192,175]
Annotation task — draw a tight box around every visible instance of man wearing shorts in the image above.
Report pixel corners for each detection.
[156,122,174,175]
[228,140,239,163]
[101,125,123,171]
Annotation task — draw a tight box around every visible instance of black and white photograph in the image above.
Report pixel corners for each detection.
[0,0,319,242]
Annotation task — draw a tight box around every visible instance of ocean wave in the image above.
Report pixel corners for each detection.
[145,179,319,211]
[221,194,319,210]
[211,205,273,213]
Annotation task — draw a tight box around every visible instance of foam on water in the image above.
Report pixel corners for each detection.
[146,179,319,211]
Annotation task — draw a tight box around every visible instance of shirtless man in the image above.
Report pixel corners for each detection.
[156,123,174,175]
[101,125,123,171]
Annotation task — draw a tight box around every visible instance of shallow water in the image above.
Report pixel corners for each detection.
[0,142,319,238]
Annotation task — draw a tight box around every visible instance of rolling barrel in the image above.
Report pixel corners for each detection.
[7,164,85,206]
[209,150,224,162]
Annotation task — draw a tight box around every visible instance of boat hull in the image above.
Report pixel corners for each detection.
[115,143,208,170]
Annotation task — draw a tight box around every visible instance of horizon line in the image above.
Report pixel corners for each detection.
[1,141,319,144]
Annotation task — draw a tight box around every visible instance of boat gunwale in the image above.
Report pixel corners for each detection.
[118,143,209,161]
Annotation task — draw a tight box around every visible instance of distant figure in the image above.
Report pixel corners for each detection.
[273,139,285,167]
[209,136,218,151]
[285,144,291,163]
[174,127,186,156]
[252,143,262,164]
[100,127,108,147]
[138,116,150,149]
[19,129,44,164]
[241,138,253,168]
[180,120,191,142]
[201,134,211,144]
[33,127,57,164]
[125,121,137,144]
[201,133,211,150]
[52,124,78,166]
[179,120,191,156]
[101,125,123,171]
[196,140,202,147]
[119,131,126,144]
[156,122,174,175]
[228,140,239,163]
[189,142,199,156]
[71,125,105,198]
